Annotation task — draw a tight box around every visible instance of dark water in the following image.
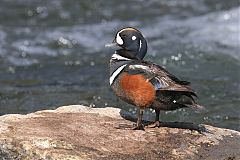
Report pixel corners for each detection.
[0,0,239,130]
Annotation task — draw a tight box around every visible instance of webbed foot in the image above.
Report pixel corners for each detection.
[132,123,145,130]
[146,121,161,128]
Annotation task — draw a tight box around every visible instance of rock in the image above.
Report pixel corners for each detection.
[0,105,239,160]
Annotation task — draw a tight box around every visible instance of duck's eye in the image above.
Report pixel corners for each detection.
[132,36,136,40]
[121,34,127,38]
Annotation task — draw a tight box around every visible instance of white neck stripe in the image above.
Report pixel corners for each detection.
[111,53,131,61]
[139,40,142,52]
[109,64,127,85]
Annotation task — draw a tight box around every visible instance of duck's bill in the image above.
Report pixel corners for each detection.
[105,42,118,48]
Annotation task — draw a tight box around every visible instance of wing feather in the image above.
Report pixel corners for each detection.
[126,61,196,96]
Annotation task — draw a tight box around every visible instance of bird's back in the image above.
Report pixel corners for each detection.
[111,60,203,110]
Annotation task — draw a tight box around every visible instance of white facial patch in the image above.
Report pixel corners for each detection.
[116,32,123,45]
[115,28,139,45]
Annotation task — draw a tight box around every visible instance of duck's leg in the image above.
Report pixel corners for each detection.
[146,109,161,128]
[132,108,144,130]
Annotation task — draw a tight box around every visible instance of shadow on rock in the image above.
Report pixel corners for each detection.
[119,109,210,133]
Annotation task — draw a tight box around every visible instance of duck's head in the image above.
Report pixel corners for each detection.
[106,27,148,60]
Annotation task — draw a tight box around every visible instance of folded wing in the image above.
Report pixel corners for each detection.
[126,61,196,96]
[125,61,204,110]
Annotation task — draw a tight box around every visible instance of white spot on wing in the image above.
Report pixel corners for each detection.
[132,36,136,40]
[109,64,127,85]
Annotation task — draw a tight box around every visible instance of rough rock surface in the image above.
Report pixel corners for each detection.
[0,105,239,160]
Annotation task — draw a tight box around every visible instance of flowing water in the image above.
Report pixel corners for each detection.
[0,0,239,130]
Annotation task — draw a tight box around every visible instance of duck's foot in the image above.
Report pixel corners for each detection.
[115,123,144,130]
[145,121,161,128]
[132,123,145,130]
[114,123,133,129]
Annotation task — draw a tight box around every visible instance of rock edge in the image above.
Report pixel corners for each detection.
[0,105,239,160]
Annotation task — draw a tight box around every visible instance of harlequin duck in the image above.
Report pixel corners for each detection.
[106,27,203,130]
